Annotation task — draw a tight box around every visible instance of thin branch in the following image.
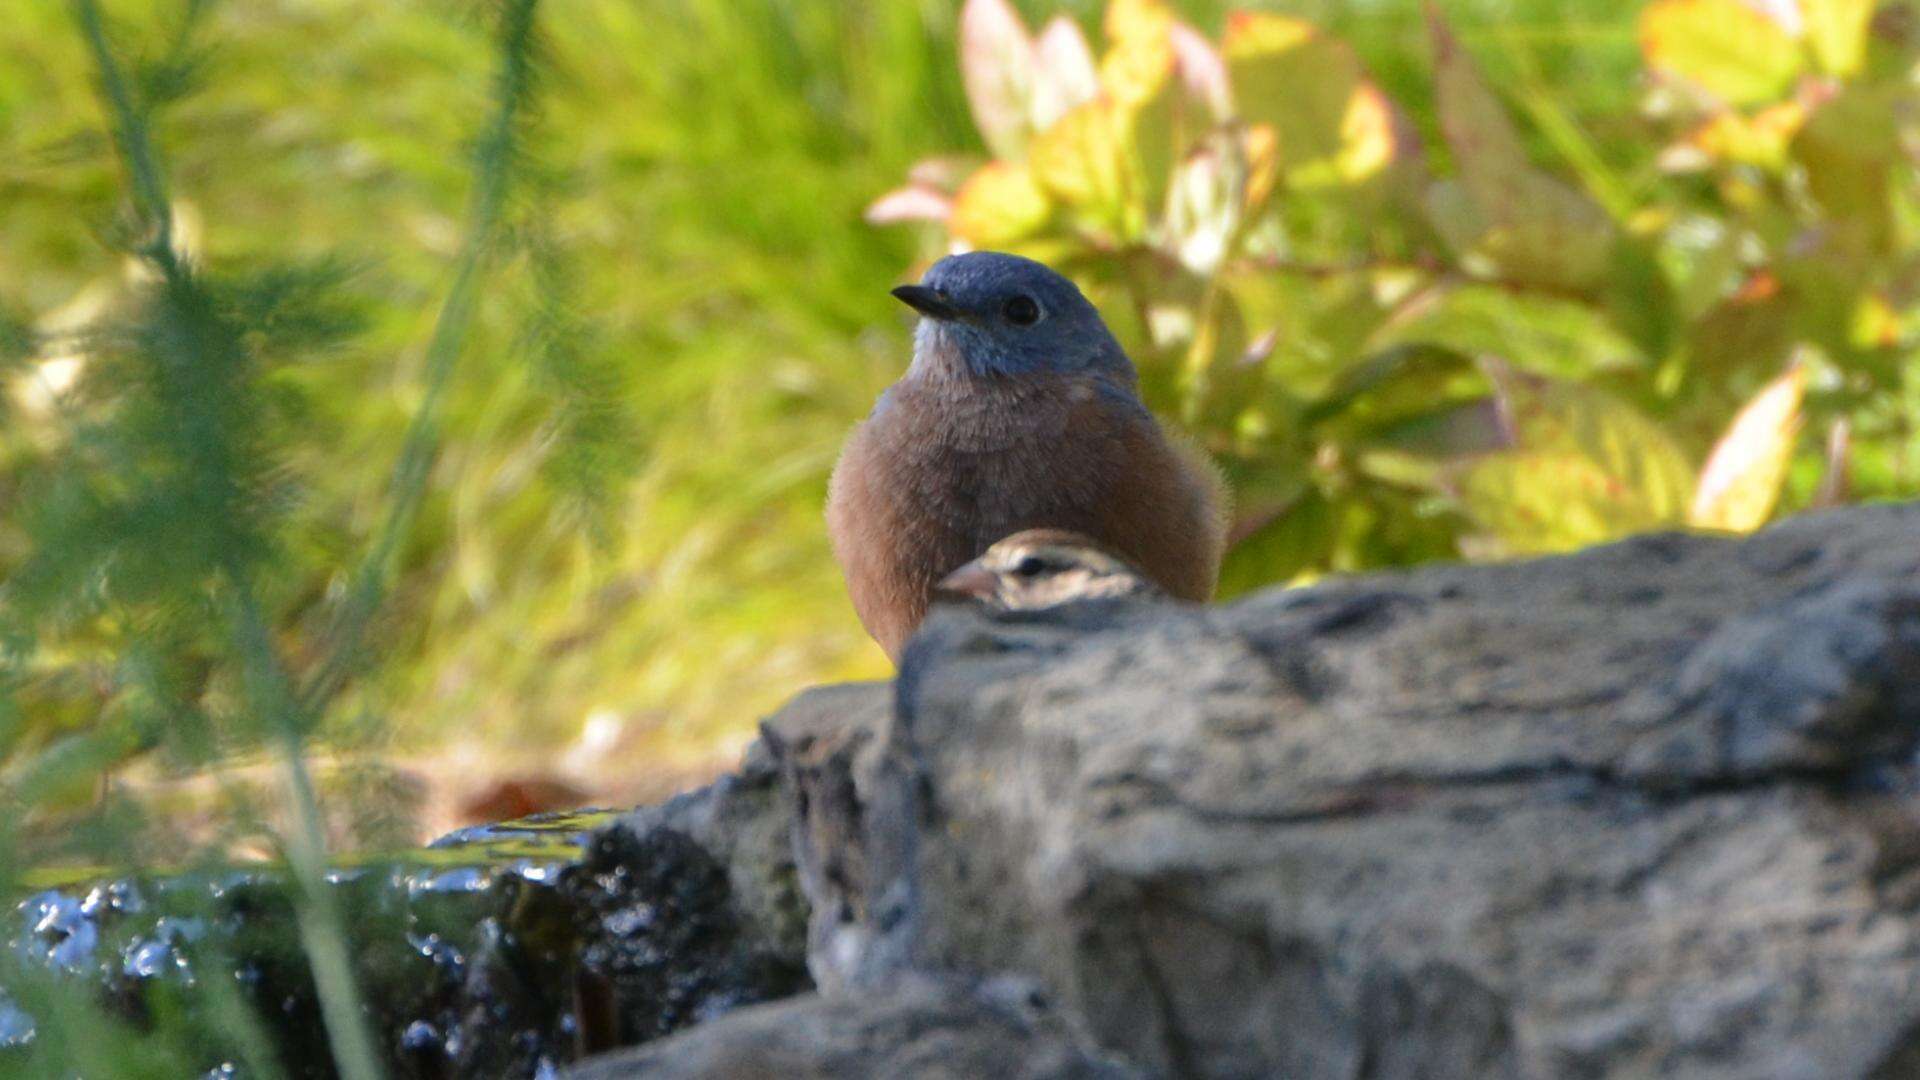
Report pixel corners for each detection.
[299,0,540,716]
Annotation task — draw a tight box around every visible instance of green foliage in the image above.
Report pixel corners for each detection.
[4,0,544,1072]
[876,0,1920,589]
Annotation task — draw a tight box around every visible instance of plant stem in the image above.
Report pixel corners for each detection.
[300,0,540,716]
[73,3,387,1076]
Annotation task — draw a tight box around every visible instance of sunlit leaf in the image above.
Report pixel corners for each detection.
[1639,0,1803,106]
[1224,12,1397,189]
[1375,285,1646,380]
[960,0,1037,159]
[1338,85,1397,185]
[1483,358,1695,524]
[1803,0,1875,76]
[1100,0,1176,109]
[1457,450,1657,555]
[1032,16,1100,130]
[1684,101,1806,169]
[1303,343,1480,435]
[1688,364,1805,532]
[949,161,1052,246]
[1028,99,1130,235]
[1850,291,1903,349]
[1242,123,1281,215]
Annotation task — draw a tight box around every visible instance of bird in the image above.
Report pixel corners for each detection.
[826,250,1226,661]
[933,528,1161,611]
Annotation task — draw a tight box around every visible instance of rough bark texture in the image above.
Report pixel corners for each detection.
[760,502,1920,1079]
[566,973,1146,1079]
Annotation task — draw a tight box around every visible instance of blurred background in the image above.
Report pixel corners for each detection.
[2,0,1916,878]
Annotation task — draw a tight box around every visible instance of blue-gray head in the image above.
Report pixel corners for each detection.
[892,251,1135,383]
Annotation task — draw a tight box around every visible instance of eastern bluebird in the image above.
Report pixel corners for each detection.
[827,251,1226,660]
[934,528,1161,611]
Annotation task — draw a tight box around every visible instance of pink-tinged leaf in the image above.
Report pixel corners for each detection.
[1745,0,1804,34]
[907,155,983,193]
[960,0,1037,159]
[1811,418,1851,508]
[1165,133,1245,275]
[1032,16,1100,130]
[864,185,954,226]
[1224,12,1399,189]
[1171,22,1231,119]
[1688,365,1806,532]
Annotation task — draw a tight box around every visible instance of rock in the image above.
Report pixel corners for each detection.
[768,502,1920,1079]
[611,728,821,967]
[564,972,1149,1079]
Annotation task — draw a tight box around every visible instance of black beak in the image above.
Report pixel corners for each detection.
[891,284,962,321]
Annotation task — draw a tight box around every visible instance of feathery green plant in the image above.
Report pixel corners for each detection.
[3,0,544,1073]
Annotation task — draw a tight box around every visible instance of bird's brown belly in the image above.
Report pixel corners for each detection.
[893,430,1117,574]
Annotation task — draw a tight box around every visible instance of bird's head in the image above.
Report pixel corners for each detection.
[893,251,1134,382]
[935,529,1160,611]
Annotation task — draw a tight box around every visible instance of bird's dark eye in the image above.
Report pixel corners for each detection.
[1013,555,1048,578]
[1003,295,1040,326]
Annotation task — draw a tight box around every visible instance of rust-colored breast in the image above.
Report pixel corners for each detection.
[827,372,1224,661]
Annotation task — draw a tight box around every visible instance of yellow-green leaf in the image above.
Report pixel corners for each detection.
[1684,101,1806,169]
[1639,0,1803,106]
[1224,12,1396,189]
[1029,99,1130,235]
[1100,0,1176,108]
[1429,12,1526,173]
[1792,84,1902,237]
[1483,358,1696,524]
[1458,450,1659,556]
[949,161,1053,246]
[1803,0,1875,76]
[1218,485,1333,596]
[1688,365,1806,532]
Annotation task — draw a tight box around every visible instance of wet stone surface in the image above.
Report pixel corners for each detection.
[2,811,809,1078]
